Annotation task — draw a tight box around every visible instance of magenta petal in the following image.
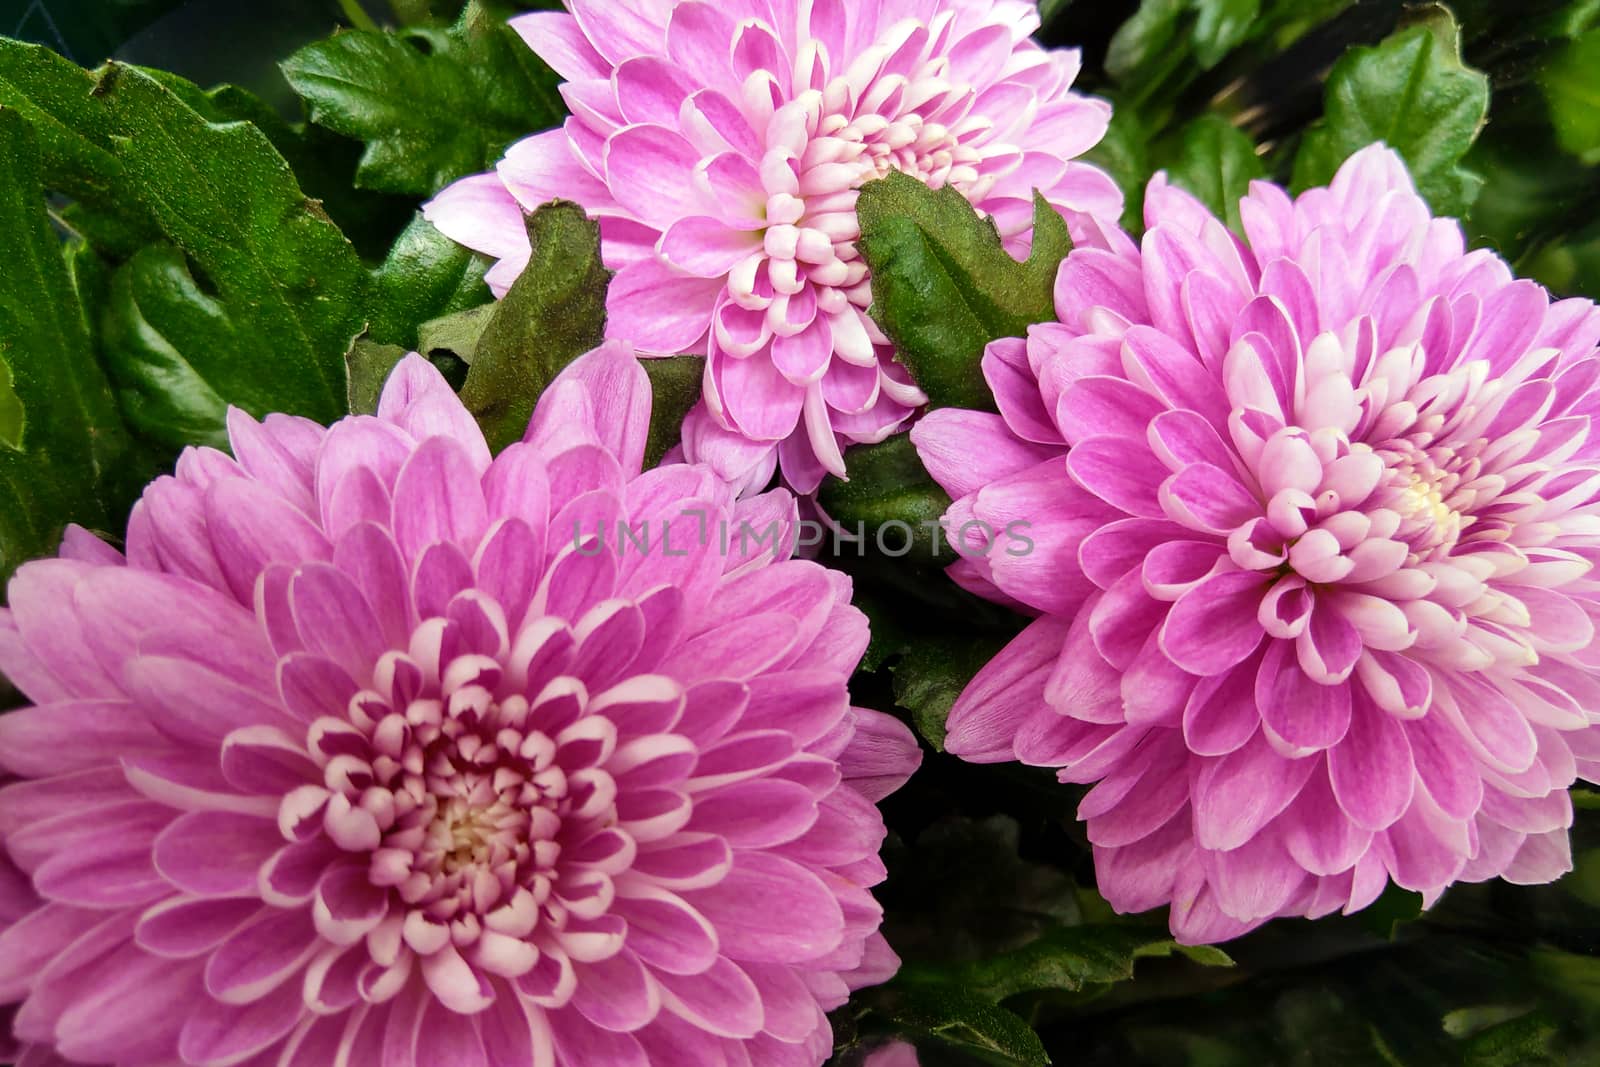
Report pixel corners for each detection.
[1182,653,1264,756]
[571,950,659,1033]
[177,978,305,1066]
[945,617,1068,762]
[528,340,654,476]
[1191,729,1317,851]
[1256,640,1352,753]
[1160,570,1269,676]
[656,956,763,1040]
[605,258,720,354]
[375,354,492,473]
[614,886,718,976]
[659,216,759,277]
[684,853,845,963]
[1328,690,1415,832]
[911,409,1061,500]
[1281,764,1373,876]
[152,811,283,896]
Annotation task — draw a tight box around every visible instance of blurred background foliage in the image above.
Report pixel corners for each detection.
[2,0,1600,1063]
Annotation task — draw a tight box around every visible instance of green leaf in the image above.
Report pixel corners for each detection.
[1292,10,1490,217]
[1160,114,1265,235]
[1457,1009,1561,1066]
[88,64,368,443]
[0,355,21,452]
[1542,27,1600,164]
[1190,0,1261,68]
[855,172,1070,411]
[281,1,565,196]
[369,213,492,351]
[891,634,1008,750]
[100,245,232,450]
[418,305,497,364]
[459,201,610,451]
[641,357,704,470]
[345,338,410,416]
[867,986,1049,1067]
[1105,0,1259,84]
[816,435,952,563]
[929,925,1232,1003]
[0,38,160,253]
[1105,0,1188,84]
[0,109,142,583]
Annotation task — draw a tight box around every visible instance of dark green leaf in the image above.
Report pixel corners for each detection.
[0,38,160,253]
[0,355,21,452]
[817,435,952,563]
[1542,27,1600,164]
[87,63,368,442]
[346,338,409,416]
[855,173,1070,411]
[1292,10,1489,217]
[1105,0,1188,84]
[281,1,564,195]
[0,109,142,583]
[927,925,1232,1003]
[100,244,231,450]
[891,634,1009,750]
[1160,114,1265,235]
[1191,0,1261,68]
[369,213,492,351]
[868,986,1049,1066]
[418,305,496,364]
[1105,0,1260,87]
[1457,1009,1561,1066]
[459,201,610,451]
[641,357,704,470]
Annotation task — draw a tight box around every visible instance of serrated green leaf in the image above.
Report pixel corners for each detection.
[1161,114,1265,235]
[346,338,410,416]
[641,357,704,470]
[0,38,160,254]
[1542,27,1600,164]
[370,214,492,351]
[459,201,610,451]
[87,63,366,442]
[817,435,952,563]
[909,925,1232,1004]
[1292,11,1489,217]
[0,109,142,583]
[855,173,1070,411]
[869,986,1050,1066]
[281,1,564,196]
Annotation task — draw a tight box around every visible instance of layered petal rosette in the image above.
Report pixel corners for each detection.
[0,344,920,1065]
[425,0,1122,492]
[912,145,1600,943]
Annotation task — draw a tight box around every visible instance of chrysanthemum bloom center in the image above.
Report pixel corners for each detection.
[1377,442,1476,559]
[734,33,994,346]
[290,619,638,999]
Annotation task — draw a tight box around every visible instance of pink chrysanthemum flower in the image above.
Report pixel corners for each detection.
[912,145,1600,943]
[424,0,1122,493]
[0,345,920,1065]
